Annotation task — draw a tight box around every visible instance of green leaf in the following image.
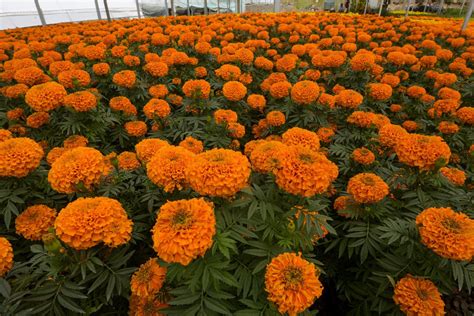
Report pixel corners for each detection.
[105,275,116,302]
[204,297,232,315]
[0,278,11,298]
[168,293,201,305]
[57,294,85,314]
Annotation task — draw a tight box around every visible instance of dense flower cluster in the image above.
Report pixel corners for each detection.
[0,137,44,177]
[15,205,56,240]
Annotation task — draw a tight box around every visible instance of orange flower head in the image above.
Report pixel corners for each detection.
[26,111,49,128]
[250,140,287,173]
[185,148,250,198]
[270,81,292,99]
[214,109,238,124]
[0,129,13,143]
[393,275,444,316]
[317,127,335,143]
[215,64,241,81]
[378,124,408,147]
[347,173,389,204]
[135,138,170,163]
[335,89,363,108]
[291,80,319,105]
[182,79,211,99]
[265,253,323,316]
[143,99,171,120]
[440,167,466,186]
[63,91,97,112]
[144,62,169,77]
[0,237,13,277]
[130,258,167,298]
[368,83,392,101]
[4,84,29,98]
[25,82,67,112]
[0,137,44,177]
[149,84,169,99]
[394,134,451,169]
[266,111,286,127]
[223,81,247,102]
[48,147,106,193]
[54,197,133,250]
[437,121,459,134]
[352,147,375,165]
[117,151,141,171]
[15,205,56,240]
[152,198,216,265]
[274,145,338,197]
[63,135,88,149]
[58,69,91,88]
[416,207,474,261]
[179,136,203,154]
[456,107,474,125]
[125,121,148,137]
[14,66,44,86]
[282,127,320,152]
[92,63,110,76]
[112,70,136,88]
[247,94,266,111]
[109,96,137,116]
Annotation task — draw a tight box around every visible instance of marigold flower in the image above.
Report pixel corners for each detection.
[152,198,216,265]
[317,127,334,143]
[352,147,375,165]
[113,70,136,88]
[335,89,363,108]
[25,82,67,112]
[437,121,459,134]
[247,94,266,111]
[266,111,286,127]
[0,129,13,143]
[0,137,44,177]
[117,151,140,171]
[456,107,474,125]
[0,237,13,277]
[182,79,211,99]
[393,275,444,316]
[63,91,97,112]
[378,124,408,147]
[265,253,323,316]
[58,69,91,88]
[416,207,474,261]
[14,66,44,86]
[390,104,402,112]
[92,63,110,76]
[270,81,292,99]
[290,80,319,105]
[143,99,171,120]
[130,258,167,298]
[214,109,238,124]
[274,145,338,197]
[318,93,336,108]
[368,83,392,101]
[48,147,106,193]
[26,111,49,128]
[144,62,169,77]
[395,134,451,169]
[135,138,170,163]
[347,173,389,204]
[215,64,241,81]
[282,127,320,152]
[46,147,69,165]
[406,85,426,99]
[109,96,137,116]
[147,146,195,192]
[433,99,460,115]
[235,48,254,65]
[250,140,287,173]
[186,148,250,197]
[222,81,247,102]
[125,121,148,137]
[149,84,169,99]
[54,197,133,250]
[228,122,246,139]
[15,205,56,240]
[439,167,466,186]
[402,120,418,132]
[4,84,29,98]
[179,136,203,154]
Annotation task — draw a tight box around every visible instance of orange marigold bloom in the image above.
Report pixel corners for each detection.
[14,66,44,86]
[433,99,460,115]
[15,205,56,241]
[291,80,319,105]
[25,82,67,112]
[54,197,133,250]
[109,96,137,116]
[152,198,216,265]
[92,63,110,76]
[135,138,170,163]
[266,111,286,127]
[117,151,141,171]
[186,148,250,198]
[0,137,44,177]
[0,129,13,143]
[270,81,292,99]
[318,93,336,108]
[438,87,461,101]
[350,52,376,71]
[247,94,266,111]
[394,134,451,169]
[144,99,171,119]
[317,127,335,143]
[437,121,459,134]
[130,258,167,298]
[406,85,426,99]
[347,173,388,204]
[282,127,320,152]
[113,70,136,88]
[380,73,400,88]
[352,147,375,165]
[274,145,338,197]
[63,91,97,112]
[0,237,13,277]
[335,89,363,108]
[214,109,238,124]
[222,81,247,102]
[58,69,90,89]
[194,66,207,78]
[333,195,356,217]
[368,83,392,101]
[125,121,148,137]
[456,107,474,125]
[265,253,323,316]
[182,79,211,99]
[393,275,444,316]
[144,62,169,77]
[228,122,246,139]
[378,124,408,147]
[416,207,474,261]
[149,84,169,99]
[63,135,88,149]
[46,147,68,165]
[250,140,287,173]
[440,167,466,186]
[235,48,254,65]
[179,136,203,154]
[26,111,49,128]
[147,146,195,192]
[4,84,29,98]
[390,104,402,113]
[6,108,24,121]
[402,120,418,132]
[48,147,106,193]
[215,64,241,81]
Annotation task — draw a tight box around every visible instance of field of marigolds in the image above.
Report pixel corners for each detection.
[0,11,473,316]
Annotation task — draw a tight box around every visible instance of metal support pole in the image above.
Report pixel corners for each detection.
[423,0,428,12]
[187,0,191,15]
[170,0,175,15]
[34,0,47,26]
[135,0,141,18]
[461,0,473,31]
[94,0,102,19]
[378,0,383,15]
[218,0,221,13]
[274,0,281,11]
[460,0,466,14]
[405,0,411,17]
[363,0,368,14]
[438,0,444,14]
[164,0,169,16]
[235,0,240,13]
[227,0,231,12]
[103,0,111,22]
